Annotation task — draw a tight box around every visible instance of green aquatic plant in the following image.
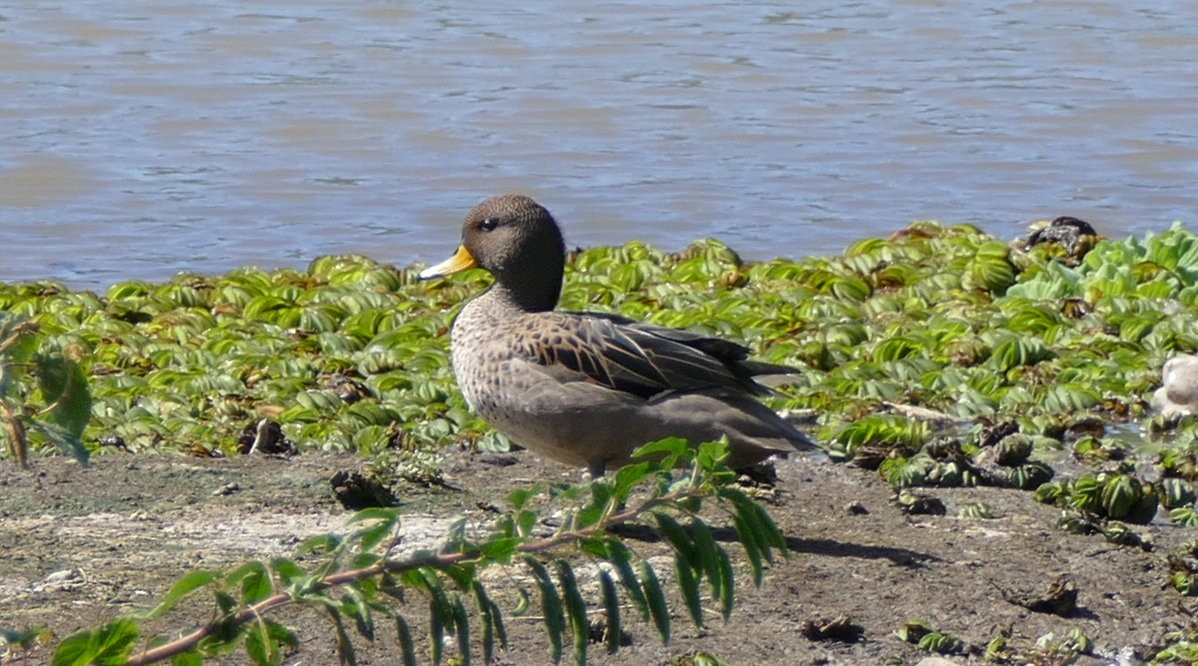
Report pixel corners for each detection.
[897,618,964,655]
[1,224,1197,508]
[1035,469,1162,526]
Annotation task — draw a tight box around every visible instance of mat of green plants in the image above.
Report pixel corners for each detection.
[3,219,1198,665]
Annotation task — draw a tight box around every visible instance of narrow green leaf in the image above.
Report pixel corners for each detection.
[450,593,471,666]
[599,569,622,654]
[556,560,589,666]
[394,614,418,666]
[477,594,495,664]
[35,353,92,440]
[674,552,704,628]
[140,570,218,619]
[715,545,735,620]
[746,495,787,554]
[513,587,531,616]
[640,560,671,644]
[426,585,450,665]
[341,585,375,641]
[604,540,649,620]
[653,512,699,572]
[524,556,565,663]
[472,581,500,662]
[723,488,787,565]
[488,596,509,649]
[441,563,476,591]
[28,419,89,466]
[733,511,765,586]
[688,519,724,600]
[346,506,401,526]
[324,606,358,666]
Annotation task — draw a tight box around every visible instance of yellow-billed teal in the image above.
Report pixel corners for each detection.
[419,194,816,476]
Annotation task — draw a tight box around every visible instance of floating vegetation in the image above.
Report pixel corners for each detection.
[1,222,1197,526]
[896,618,964,655]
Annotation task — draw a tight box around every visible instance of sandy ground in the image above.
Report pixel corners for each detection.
[0,448,1192,665]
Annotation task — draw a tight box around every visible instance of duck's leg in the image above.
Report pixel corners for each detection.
[586,460,607,479]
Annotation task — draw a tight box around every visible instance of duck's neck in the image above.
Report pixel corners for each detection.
[486,267,563,313]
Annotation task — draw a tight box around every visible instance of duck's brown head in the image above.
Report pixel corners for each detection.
[420,194,566,312]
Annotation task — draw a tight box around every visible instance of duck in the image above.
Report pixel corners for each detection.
[419,194,816,476]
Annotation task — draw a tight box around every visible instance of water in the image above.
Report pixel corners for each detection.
[2,1,1197,288]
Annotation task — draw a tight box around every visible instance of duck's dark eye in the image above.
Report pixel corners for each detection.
[479,217,499,231]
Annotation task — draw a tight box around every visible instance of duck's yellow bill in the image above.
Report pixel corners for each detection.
[418,245,477,280]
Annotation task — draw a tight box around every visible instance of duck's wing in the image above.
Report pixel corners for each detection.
[525,311,798,400]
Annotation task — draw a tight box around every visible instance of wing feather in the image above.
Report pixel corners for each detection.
[520,311,798,400]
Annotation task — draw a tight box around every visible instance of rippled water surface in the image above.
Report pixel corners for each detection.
[3,1,1197,287]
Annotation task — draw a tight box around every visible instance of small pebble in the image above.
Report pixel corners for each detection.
[916,657,964,666]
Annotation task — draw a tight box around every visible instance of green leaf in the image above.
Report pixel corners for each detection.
[653,512,698,571]
[604,540,649,620]
[478,536,524,562]
[170,651,204,666]
[27,419,89,466]
[245,619,280,666]
[640,560,671,644]
[524,556,565,663]
[271,558,306,591]
[487,595,509,649]
[51,619,139,666]
[140,570,219,619]
[472,582,496,664]
[450,593,471,666]
[631,437,689,467]
[690,519,723,603]
[424,576,452,666]
[324,606,357,666]
[674,551,704,628]
[225,561,272,605]
[556,560,589,666]
[611,461,652,500]
[695,439,731,471]
[341,585,375,642]
[715,545,735,620]
[297,534,342,556]
[393,614,418,666]
[722,488,787,564]
[36,353,92,436]
[598,569,623,654]
[733,510,765,586]
[348,508,400,552]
